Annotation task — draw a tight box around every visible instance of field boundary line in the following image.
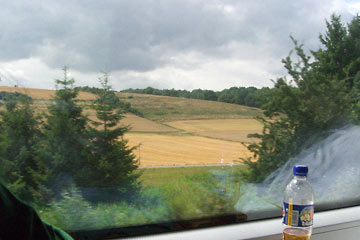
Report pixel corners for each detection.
[139,163,244,169]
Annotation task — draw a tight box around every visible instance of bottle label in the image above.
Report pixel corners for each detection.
[283,202,314,227]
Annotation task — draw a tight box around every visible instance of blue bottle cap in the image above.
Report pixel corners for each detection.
[293,165,308,176]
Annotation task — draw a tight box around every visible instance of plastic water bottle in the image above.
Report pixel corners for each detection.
[282,165,314,240]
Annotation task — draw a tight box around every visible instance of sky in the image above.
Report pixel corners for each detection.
[0,0,359,91]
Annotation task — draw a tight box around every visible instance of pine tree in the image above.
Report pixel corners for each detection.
[0,94,50,204]
[78,73,139,194]
[39,67,88,192]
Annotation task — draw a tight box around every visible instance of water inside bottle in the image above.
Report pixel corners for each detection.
[282,228,310,240]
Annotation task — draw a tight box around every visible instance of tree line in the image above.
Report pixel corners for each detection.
[122,86,273,108]
[0,68,139,207]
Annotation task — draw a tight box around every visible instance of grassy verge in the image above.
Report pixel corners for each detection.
[139,165,244,186]
[39,166,245,231]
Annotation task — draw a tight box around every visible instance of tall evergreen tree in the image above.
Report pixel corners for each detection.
[78,73,139,193]
[0,95,50,203]
[242,14,360,182]
[40,67,88,189]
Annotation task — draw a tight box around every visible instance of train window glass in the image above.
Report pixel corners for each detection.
[0,1,359,238]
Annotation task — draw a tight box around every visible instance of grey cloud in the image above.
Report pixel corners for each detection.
[0,0,356,75]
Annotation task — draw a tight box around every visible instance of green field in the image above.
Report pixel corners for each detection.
[40,166,245,231]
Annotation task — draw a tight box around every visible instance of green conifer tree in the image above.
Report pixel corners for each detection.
[39,67,88,193]
[78,73,139,195]
[0,94,50,204]
[242,14,360,182]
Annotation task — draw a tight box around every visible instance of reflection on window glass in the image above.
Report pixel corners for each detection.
[0,0,359,237]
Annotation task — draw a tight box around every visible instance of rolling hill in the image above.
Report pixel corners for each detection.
[0,86,263,166]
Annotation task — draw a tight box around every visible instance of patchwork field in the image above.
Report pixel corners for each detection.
[125,133,251,167]
[0,86,263,167]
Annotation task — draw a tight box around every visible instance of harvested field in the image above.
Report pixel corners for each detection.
[0,86,96,100]
[125,133,251,167]
[196,130,261,142]
[166,119,263,142]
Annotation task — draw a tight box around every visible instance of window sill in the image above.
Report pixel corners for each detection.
[120,206,360,240]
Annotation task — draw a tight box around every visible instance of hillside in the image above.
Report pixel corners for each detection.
[117,92,263,122]
[0,86,263,166]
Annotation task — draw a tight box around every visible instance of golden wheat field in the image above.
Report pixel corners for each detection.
[125,133,251,167]
[166,119,263,142]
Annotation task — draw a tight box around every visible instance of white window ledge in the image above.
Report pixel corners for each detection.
[122,206,360,240]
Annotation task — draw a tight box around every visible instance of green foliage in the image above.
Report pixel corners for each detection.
[140,166,243,220]
[0,68,141,207]
[39,166,243,231]
[0,95,50,204]
[242,14,360,182]
[0,91,32,102]
[77,73,140,193]
[39,185,169,231]
[39,67,88,189]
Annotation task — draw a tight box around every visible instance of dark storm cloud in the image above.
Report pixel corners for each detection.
[0,0,356,75]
